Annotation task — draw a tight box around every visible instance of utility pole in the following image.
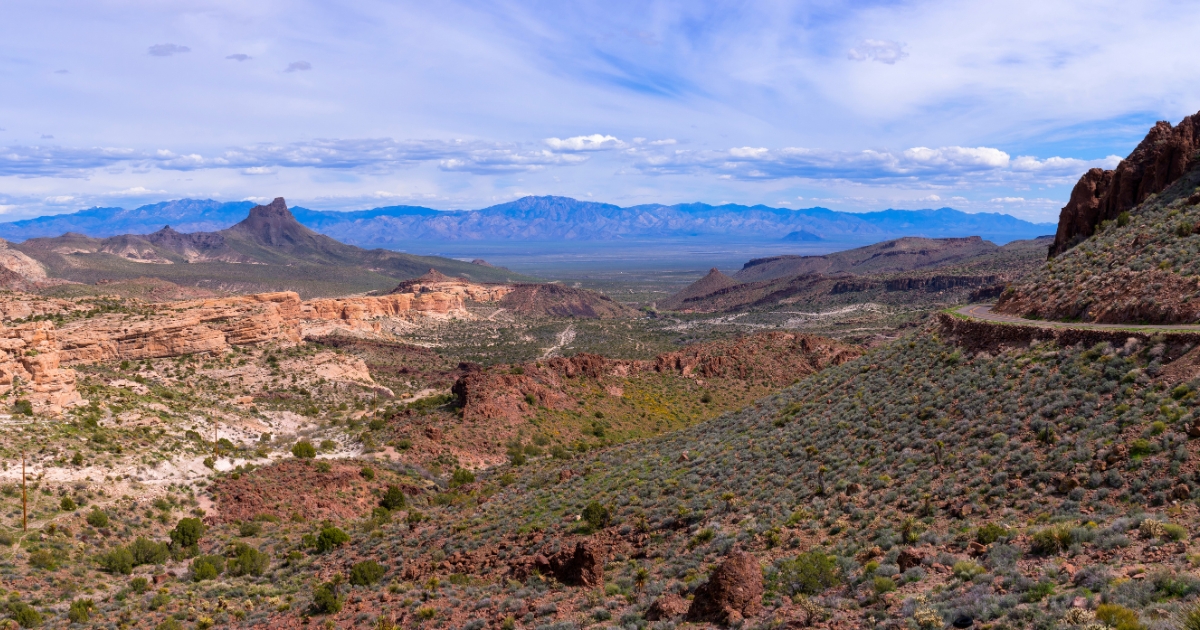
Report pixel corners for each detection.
[21,450,27,532]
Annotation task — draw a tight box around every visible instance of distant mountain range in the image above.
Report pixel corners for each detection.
[0,196,1055,247]
[12,198,532,298]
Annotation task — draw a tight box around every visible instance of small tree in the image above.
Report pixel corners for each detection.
[349,560,386,586]
[582,501,611,530]
[380,485,407,510]
[292,440,317,458]
[86,509,109,528]
[450,468,476,488]
[170,517,206,557]
[312,576,344,614]
[316,526,350,553]
[60,495,76,511]
[68,598,95,623]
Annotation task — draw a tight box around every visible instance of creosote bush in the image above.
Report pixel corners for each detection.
[350,560,386,586]
[292,440,317,458]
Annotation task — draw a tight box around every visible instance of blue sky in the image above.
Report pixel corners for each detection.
[2,0,1199,223]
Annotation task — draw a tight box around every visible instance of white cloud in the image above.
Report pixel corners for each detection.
[0,205,15,214]
[847,39,908,64]
[991,197,1026,202]
[544,134,624,151]
[242,166,273,175]
[148,43,190,57]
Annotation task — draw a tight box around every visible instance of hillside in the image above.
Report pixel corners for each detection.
[662,236,1049,314]
[997,114,1200,323]
[10,198,534,298]
[0,196,1055,247]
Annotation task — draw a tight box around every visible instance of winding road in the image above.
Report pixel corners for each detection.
[955,304,1200,332]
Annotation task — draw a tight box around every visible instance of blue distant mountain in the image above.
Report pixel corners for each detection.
[0,195,1055,246]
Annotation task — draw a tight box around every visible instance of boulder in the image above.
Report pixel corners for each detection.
[897,548,925,572]
[645,594,689,621]
[685,551,763,625]
[547,541,605,587]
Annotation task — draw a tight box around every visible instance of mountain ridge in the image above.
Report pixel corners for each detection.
[0,195,1055,246]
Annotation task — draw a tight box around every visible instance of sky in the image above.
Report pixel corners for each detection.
[2,0,1200,223]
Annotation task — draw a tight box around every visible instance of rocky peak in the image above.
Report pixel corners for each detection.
[226,197,314,246]
[1050,110,1200,257]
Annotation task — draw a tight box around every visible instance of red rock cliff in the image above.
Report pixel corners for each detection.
[1050,110,1200,257]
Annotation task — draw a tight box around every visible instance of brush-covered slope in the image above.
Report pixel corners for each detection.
[996,165,1200,323]
[13,198,534,297]
[663,236,1048,314]
[657,268,739,310]
[274,327,1200,629]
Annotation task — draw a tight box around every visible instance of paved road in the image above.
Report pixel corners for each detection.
[954,304,1200,332]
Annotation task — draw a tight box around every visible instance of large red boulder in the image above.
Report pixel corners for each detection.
[685,551,763,625]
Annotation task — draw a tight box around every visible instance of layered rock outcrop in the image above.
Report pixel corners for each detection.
[0,321,82,413]
[1050,110,1200,257]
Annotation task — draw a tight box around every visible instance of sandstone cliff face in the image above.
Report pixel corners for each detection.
[53,287,476,364]
[0,321,82,413]
[1051,110,1200,257]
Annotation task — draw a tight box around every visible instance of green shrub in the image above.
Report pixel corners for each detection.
[59,495,76,511]
[774,550,841,596]
[450,468,476,488]
[155,618,183,630]
[27,549,58,570]
[86,509,109,528]
[67,598,94,623]
[238,521,262,537]
[1130,439,1152,457]
[169,517,206,550]
[380,485,406,510]
[1178,604,1200,630]
[129,537,169,566]
[1031,526,1072,555]
[582,501,611,530]
[1096,603,1144,630]
[292,441,316,458]
[130,577,149,593]
[1162,523,1188,541]
[315,461,332,473]
[98,547,134,574]
[7,600,42,627]
[976,523,1007,545]
[13,399,33,416]
[952,560,985,581]
[1025,581,1054,602]
[227,542,270,577]
[312,582,343,614]
[315,526,350,553]
[350,560,386,586]
[872,576,896,594]
[191,555,224,581]
[360,466,375,481]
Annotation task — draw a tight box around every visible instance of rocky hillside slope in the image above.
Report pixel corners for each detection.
[1051,109,1200,257]
[663,236,1049,314]
[996,158,1200,323]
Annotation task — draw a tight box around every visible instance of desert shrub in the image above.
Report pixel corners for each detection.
[130,577,149,593]
[1177,604,1200,630]
[6,600,42,627]
[227,542,270,576]
[872,576,896,594]
[1030,526,1072,555]
[360,466,375,480]
[976,523,1007,545]
[129,537,169,566]
[292,441,316,458]
[98,547,134,574]
[191,554,224,581]
[1162,523,1188,541]
[1096,603,1144,630]
[952,560,985,581]
[238,521,262,537]
[67,598,94,623]
[380,485,407,510]
[312,582,343,614]
[582,501,611,530]
[773,550,841,596]
[170,517,206,550]
[60,495,76,511]
[86,509,109,528]
[350,560,386,586]
[316,526,350,553]
[1024,581,1054,602]
[27,549,58,570]
[12,399,33,416]
[450,468,476,488]
[315,461,332,473]
[156,617,183,630]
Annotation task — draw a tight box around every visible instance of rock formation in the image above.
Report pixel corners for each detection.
[645,594,689,621]
[685,551,763,625]
[1050,110,1200,257]
[0,321,82,413]
[659,268,739,311]
[498,283,638,319]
